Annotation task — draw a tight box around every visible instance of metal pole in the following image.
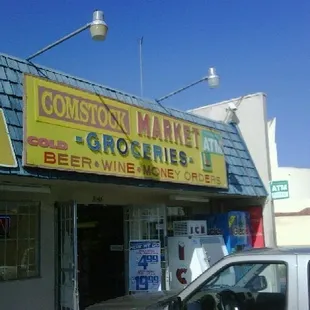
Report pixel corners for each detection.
[156,77,207,103]
[26,23,90,61]
[139,37,144,97]
[72,200,79,310]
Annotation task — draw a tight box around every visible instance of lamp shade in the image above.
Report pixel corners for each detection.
[90,10,108,41]
[207,67,220,88]
[90,23,108,41]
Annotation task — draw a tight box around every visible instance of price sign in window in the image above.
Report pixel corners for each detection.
[129,240,161,292]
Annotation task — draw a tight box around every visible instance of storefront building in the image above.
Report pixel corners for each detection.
[268,118,310,246]
[0,53,267,310]
[189,93,276,248]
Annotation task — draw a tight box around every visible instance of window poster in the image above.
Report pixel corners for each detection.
[129,240,162,292]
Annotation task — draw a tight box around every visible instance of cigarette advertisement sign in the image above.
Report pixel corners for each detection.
[129,240,161,292]
[23,74,228,188]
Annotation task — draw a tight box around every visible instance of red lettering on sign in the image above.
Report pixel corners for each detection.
[43,152,92,169]
[100,160,136,174]
[152,116,162,139]
[183,125,191,147]
[184,171,191,181]
[136,112,200,148]
[137,111,151,138]
[126,163,135,174]
[142,165,176,179]
[44,151,56,164]
[192,128,200,149]
[167,169,174,179]
[71,156,80,167]
[183,172,221,185]
[27,136,68,150]
[205,174,210,183]
[173,123,182,145]
[82,157,92,169]
[163,119,172,142]
[58,153,68,166]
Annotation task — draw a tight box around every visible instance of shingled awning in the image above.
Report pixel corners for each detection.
[0,53,267,197]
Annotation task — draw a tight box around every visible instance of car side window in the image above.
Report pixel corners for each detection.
[185,262,287,310]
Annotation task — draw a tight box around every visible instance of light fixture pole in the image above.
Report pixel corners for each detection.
[156,67,220,103]
[26,10,108,61]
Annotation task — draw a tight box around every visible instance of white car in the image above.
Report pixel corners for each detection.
[88,246,309,309]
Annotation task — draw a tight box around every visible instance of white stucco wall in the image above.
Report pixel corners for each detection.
[270,167,310,213]
[276,215,310,246]
[189,93,276,247]
[267,118,278,170]
[268,117,310,213]
[268,117,310,246]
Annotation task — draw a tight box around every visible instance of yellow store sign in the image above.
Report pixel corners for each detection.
[23,74,228,188]
[0,108,17,168]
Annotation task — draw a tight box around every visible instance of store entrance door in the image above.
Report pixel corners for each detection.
[77,205,125,310]
[55,201,79,310]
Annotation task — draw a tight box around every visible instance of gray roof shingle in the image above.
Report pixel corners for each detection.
[0,53,267,197]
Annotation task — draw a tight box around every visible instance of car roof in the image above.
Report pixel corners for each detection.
[230,246,310,257]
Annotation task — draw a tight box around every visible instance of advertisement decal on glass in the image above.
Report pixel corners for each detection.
[207,215,223,235]
[23,74,228,189]
[178,242,185,260]
[0,216,10,238]
[229,215,250,236]
[129,240,161,292]
[176,267,188,284]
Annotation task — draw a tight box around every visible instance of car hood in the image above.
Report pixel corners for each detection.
[85,290,181,310]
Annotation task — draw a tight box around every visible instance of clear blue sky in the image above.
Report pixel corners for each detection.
[1,0,309,168]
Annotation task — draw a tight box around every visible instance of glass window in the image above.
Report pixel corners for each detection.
[0,201,40,281]
[124,205,167,290]
[186,262,287,309]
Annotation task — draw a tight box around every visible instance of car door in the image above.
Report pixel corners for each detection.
[296,254,310,309]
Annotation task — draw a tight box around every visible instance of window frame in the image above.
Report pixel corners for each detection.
[0,200,41,282]
[203,261,287,291]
